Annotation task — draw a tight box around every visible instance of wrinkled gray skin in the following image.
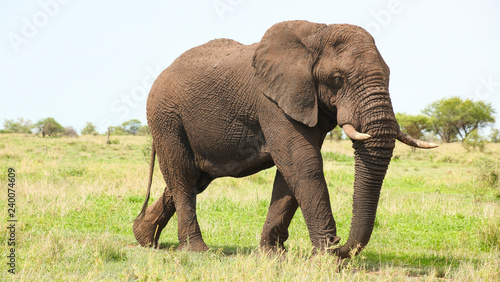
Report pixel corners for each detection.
[133,20,436,258]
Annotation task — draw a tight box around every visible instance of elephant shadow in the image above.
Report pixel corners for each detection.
[157,242,256,256]
[154,243,474,274]
[361,251,477,276]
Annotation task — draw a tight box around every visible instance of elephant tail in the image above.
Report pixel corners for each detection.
[139,141,156,216]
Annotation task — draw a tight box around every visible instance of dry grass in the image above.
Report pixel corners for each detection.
[0,134,499,280]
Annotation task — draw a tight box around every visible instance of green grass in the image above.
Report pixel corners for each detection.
[1,134,499,280]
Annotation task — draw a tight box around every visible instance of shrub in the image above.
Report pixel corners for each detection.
[462,129,486,152]
[3,118,34,133]
[81,122,97,135]
[475,157,499,189]
[490,129,500,143]
[62,127,78,138]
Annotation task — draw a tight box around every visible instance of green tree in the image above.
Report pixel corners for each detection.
[109,126,128,136]
[3,118,34,133]
[423,97,495,142]
[490,129,500,143]
[395,113,431,139]
[137,125,150,136]
[329,127,344,141]
[81,122,97,135]
[455,99,495,140]
[35,117,64,137]
[122,119,142,135]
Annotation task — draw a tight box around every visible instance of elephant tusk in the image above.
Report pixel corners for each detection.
[397,130,439,149]
[342,124,372,141]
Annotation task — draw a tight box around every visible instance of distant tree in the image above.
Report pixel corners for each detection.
[490,129,500,143]
[137,125,150,136]
[423,97,461,142]
[81,122,97,135]
[455,99,495,140]
[109,126,128,136]
[35,117,64,137]
[62,126,78,138]
[329,127,344,141]
[3,118,34,133]
[423,97,495,142]
[395,113,431,140]
[122,119,142,135]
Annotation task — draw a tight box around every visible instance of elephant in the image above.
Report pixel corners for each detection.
[133,20,437,258]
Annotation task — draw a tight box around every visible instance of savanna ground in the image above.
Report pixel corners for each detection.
[0,133,499,281]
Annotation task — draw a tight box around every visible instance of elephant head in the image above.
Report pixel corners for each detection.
[254,21,436,258]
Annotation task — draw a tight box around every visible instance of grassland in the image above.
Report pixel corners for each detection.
[0,133,499,281]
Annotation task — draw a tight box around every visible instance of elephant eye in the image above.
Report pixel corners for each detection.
[331,75,343,89]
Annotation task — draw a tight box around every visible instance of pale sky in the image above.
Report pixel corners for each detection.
[1,0,499,133]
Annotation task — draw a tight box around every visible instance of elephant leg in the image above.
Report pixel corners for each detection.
[144,117,209,251]
[260,170,298,251]
[133,187,176,248]
[171,182,207,251]
[157,143,208,251]
[261,118,340,251]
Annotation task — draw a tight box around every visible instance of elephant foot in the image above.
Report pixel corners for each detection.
[133,191,176,248]
[133,214,163,248]
[177,239,209,252]
[260,225,291,251]
[312,234,341,255]
[324,234,341,249]
[259,244,288,258]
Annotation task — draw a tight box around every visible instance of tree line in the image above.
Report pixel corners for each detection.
[2,97,498,145]
[0,118,150,137]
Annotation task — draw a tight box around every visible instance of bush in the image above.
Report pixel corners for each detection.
[490,129,500,143]
[81,122,97,135]
[475,157,499,189]
[462,129,486,152]
[109,127,128,136]
[137,125,150,136]
[3,118,34,133]
[62,127,78,138]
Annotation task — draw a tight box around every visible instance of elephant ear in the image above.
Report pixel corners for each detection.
[253,21,326,127]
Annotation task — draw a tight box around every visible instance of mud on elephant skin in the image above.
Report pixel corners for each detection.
[133,20,437,257]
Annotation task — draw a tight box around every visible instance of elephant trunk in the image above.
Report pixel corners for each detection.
[336,94,396,259]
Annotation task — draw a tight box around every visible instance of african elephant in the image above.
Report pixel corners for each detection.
[133,20,437,258]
